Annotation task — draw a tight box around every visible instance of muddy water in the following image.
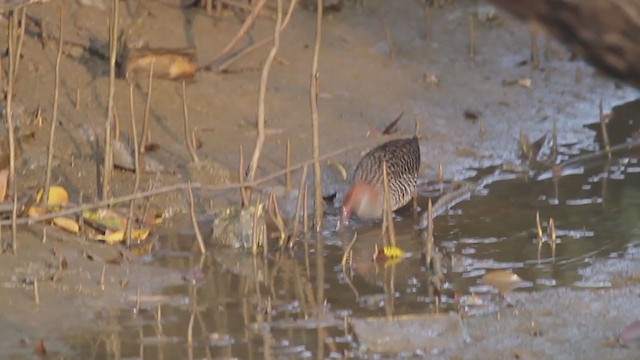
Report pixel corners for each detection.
[58,117,640,358]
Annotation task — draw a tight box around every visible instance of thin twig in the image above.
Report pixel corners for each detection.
[43,8,63,205]
[239,145,249,206]
[424,198,433,266]
[303,186,308,233]
[246,0,284,184]
[549,217,556,256]
[291,164,308,242]
[6,12,18,253]
[216,0,299,72]
[125,82,141,244]
[468,15,475,59]
[210,0,269,64]
[113,107,121,141]
[285,138,291,191]
[530,29,540,69]
[13,7,26,78]
[187,182,206,254]
[34,277,40,304]
[102,0,120,200]
[599,100,611,157]
[182,81,200,163]
[310,0,324,232]
[140,60,155,153]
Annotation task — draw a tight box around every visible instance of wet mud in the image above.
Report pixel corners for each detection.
[1,0,640,358]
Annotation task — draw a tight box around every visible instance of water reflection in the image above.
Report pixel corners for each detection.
[65,108,640,358]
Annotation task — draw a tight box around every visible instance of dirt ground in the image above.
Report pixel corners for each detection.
[1,0,639,358]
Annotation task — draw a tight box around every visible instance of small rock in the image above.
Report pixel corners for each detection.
[78,0,106,10]
[67,45,84,59]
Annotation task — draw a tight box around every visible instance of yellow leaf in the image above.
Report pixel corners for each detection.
[28,205,47,218]
[382,246,405,259]
[327,161,348,181]
[52,217,80,234]
[96,228,150,244]
[36,186,69,207]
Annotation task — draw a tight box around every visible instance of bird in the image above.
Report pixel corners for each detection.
[340,136,421,226]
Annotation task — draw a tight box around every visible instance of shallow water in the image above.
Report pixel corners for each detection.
[60,116,640,358]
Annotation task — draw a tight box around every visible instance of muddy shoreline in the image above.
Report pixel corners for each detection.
[1,0,640,358]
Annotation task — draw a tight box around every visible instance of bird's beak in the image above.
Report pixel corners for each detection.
[338,206,350,229]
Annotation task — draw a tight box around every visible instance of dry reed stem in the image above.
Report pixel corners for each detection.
[102,0,119,200]
[182,81,200,163]
[251,196,263,255]
[2,135,406,226]
[155,304,164,338]
[13,8,26,78]
[468,15,476,59]
[43,8,63,205]
[99,265,106,290]
[549,217,557,257]
[285,138,291,191]
[530,29,540,69]
[75,88,80,110]
[341,232,357,270]
[211,0,269,64]
[246,0,283,184]
[125,82,141,244]
[425,198,434,266]
[291,164,308,242]
[267,190,286,245]
[552,120,558,163]
[438,162,444,194]
[33,277,39,304]
[187,183,206,254]
[535,211,543,242]
[310,0,324,232]
[113,107,120,141]
[302,186,308,233]
[217,0,299,72]
[140,60,155,153]
[6,12,18,253]
[599,100,611,157]
[239,145,249,206]
[135,287,140,312]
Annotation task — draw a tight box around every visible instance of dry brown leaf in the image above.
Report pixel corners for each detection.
[125,47,197,81]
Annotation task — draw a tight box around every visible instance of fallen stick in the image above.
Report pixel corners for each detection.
[216,0,299,72]
[209,0,269,65]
